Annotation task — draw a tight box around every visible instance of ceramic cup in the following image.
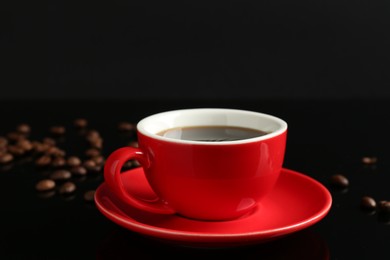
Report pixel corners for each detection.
[104,108,287,221]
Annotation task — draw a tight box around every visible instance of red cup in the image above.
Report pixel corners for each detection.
[104,108,287,221]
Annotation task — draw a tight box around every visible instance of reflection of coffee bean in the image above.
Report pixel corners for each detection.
[59,182,76,194]
[378,201,390,213]
[36,179,56,192]
[360,196,376,211]
[50,170,72,181]
[330,174,349,188]
[0,153,13,164]
[84,190,96,202]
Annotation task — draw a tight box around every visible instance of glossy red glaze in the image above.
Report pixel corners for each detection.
[95,167,332,247]
[104,129,286,221]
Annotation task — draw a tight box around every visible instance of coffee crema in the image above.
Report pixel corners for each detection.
[157,126,269,142]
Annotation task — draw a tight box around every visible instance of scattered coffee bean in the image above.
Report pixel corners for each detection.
[70,166,87,176]
[35,155,52,167]
[0,137,8,147]
[91,155,105,166]
[17,139,33,152]
[52,157,66,167]
[7,145,25,156]
[330,174,349,188]
[50,169,72,181]
[16,124,31,134]
[32,142,51,153]
[59,182,76,195]
[83,190,96,202]
[86,130,100,141]
[7,132,24,141]
[73,118,88,128]
[67,156,82,167]
[378,201,390,213]
[118,122,135,132]
[36,179,56,192]
[85,148,100,158]
[50,126,66,135]
[42,137,56,146]
[83,159,97,170]
[0,153,13,164]
[90,138,103,149]
[128,141,139,148]
[360,196,377,211]
[45,146,66,157]
[362,156,377,165]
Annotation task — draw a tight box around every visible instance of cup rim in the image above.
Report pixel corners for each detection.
[137,108,288,145]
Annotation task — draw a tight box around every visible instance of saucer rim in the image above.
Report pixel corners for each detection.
[95,167,332,241]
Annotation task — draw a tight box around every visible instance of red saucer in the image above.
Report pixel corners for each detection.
[95,167,332,247]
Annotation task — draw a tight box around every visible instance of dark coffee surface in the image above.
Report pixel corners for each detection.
[158,126,268,142]
[0,99,389,259]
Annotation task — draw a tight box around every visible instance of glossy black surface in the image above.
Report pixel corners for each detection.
[1,99,389,259]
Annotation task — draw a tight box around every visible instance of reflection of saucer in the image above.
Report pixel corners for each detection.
[97,228,329,260]
[95,168,332,247]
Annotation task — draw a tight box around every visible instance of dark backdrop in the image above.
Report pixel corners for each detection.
[1,0,390,99]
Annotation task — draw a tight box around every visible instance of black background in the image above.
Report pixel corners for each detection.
[1,0,390,99]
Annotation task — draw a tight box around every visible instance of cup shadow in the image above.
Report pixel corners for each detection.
[96,227,329,260]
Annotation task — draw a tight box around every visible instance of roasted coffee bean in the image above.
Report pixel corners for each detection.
[42,137,56,146]
[67,156,81,167]
[17,139,33,152]
[128,141,139,148]
[362,156,378,164]
[35,155,52,167]
[118,122,135,132]
[32,142,50,153]
[7,132,24,141]
[50,126,66,135]
[0,153,13,164]
[378,201,390,213]
[83,159,101,173]
[0,146,7,153]
[83,190,96,202]
[16,124,31,134]
[0,137,8,147]
[132,160,140,167]
[52,157,66,167]
[91,155,105,166]
[74,118,88,128]
[35,179,56,192]
[7,145,25,156]
[70,166,87,176]
[360,196,377,211]
[330,174,349,188]
[86,130,100,141]
[59,182,76,194]
[45,146,66,157]
[50,169,72,181]
[89,138,103,149]
[85,148,100,158]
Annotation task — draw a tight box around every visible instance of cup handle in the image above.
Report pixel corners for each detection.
[104,147,176,215]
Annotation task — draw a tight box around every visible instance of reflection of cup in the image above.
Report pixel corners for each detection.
[97,227,329,260]
[104,109,287,221]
